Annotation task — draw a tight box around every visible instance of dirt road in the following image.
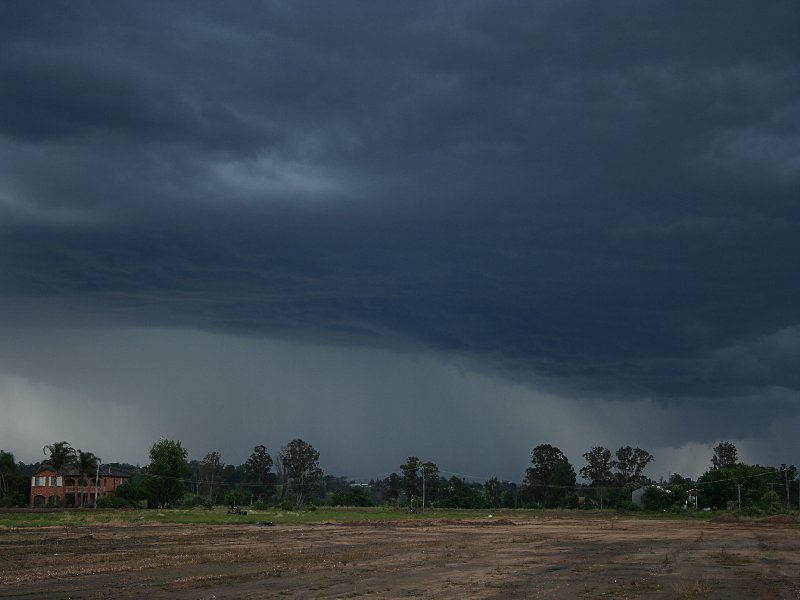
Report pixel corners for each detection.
[1,515,798,598]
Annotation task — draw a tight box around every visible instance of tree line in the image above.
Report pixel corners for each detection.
[1,439,797,514]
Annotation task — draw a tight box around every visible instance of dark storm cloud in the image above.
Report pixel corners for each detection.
[2,0,799,413]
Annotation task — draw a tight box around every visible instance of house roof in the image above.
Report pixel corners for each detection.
[33,464,132,478]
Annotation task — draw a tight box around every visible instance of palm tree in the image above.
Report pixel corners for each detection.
[75,450,100,507]
[42,442,76,507]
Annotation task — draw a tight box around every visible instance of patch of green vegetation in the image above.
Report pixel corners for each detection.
[2,506,785,528]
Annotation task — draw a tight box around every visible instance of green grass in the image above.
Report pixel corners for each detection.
[0,506,510,528]
[1,505,767,528]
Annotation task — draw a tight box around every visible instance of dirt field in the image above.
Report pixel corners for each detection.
[1,514,799,599]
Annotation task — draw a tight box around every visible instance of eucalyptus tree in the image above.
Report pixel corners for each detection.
[524,444,572,504]
[244,445,273,501]
[580,446,614,487]
[400,457,421,506]
[711,441,738,470]
[276,439,322,506]
[612,446,654,484]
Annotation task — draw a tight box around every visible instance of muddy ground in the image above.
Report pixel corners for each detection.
[1,514,799,599]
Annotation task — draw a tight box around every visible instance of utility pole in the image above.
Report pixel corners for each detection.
[736,484,741,512]
[785,469,790,509]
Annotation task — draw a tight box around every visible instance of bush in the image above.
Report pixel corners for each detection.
[115,481,151,507]
[181,494,206,509]
[759,491,781,513]
[252,500,270,511]
[345,487,373,507]
[225,492,242,508]
[279,500,294,511]
[642,487,674,512]
[740,505,764,517]
[97,495,128,508]
[203,499,214,510]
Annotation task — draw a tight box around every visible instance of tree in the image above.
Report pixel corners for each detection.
[277,439,322,506]
[144,439,188,508]
[114,478,150,508]
[484,477,502,508]
[697,466,737,509]
[43,441,76,506]
[198,451,224,501]
[580,446,613,486]
[244,445,273,501]
[386,472,401,506]
[711,441,738,470]
[760,490,781,512]
[642,486,674,511]
[421,461,440,506]
[75,450,100,507]
[524,444,570,504]
[225,491,242,508]
[400,457,421,506]
[545,459,577,508]
[345,486,373,507]
[612,446,653,484]
[0,450,15,499]
[526,444,570,485]
[438,476,486,509]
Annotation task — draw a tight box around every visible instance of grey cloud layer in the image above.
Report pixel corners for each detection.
[2,2,799,409]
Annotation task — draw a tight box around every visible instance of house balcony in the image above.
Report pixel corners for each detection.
[64,486,94,494]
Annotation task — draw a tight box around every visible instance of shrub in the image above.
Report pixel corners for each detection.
[345,487,373,507]
[252,500,270,511]
[279,500,294,511]
[759,491,781,513]
[180,495,205,509]
[642,487,674,512]
[96,495,128,508]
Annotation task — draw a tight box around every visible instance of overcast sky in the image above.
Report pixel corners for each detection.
[1,2,799,482]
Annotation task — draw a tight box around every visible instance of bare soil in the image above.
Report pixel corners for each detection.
[2,514,799,598]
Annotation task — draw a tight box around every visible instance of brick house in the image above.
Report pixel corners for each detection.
[30,465,131,508]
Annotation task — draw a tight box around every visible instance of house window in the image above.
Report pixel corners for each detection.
[34,476,46,486]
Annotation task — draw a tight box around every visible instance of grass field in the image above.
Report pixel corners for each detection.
[0,505,732,528]
[0,506,503,527]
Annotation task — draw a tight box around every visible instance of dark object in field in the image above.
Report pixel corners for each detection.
[257,521,275,527]
[227,507,248,515]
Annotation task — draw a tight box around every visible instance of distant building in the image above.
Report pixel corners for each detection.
[30,465,130,508]
[631,486,648,508]
[687,488,699,509]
